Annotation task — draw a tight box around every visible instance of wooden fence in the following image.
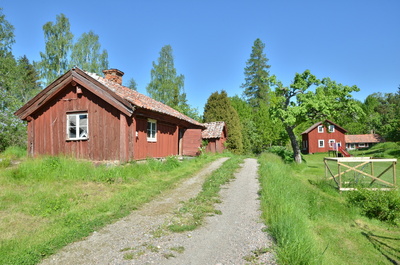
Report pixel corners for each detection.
[324,157,397,191]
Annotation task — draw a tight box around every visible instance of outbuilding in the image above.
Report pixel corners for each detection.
[202,121,227,153]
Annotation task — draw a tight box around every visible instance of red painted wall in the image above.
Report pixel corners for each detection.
[303,125,346,154]
[182,129,202,156]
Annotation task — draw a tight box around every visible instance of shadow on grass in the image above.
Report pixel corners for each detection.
[388,150,400,157]
[361,231,400,264]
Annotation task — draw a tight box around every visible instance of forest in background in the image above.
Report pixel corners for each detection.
[1,8,399,161]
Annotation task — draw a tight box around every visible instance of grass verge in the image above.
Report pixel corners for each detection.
[259,151,400,265]
[168,155,243,232]
[0,153,219,265]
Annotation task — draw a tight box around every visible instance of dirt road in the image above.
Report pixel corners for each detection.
[40,157,276,265]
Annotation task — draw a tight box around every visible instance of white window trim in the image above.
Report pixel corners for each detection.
[328,125,335,133]
[318,139,324,148]
[67,112,89,140]
[318,125,324,133]
[328,139,335,148]
[358,143,366,148]
[147,119,157,142]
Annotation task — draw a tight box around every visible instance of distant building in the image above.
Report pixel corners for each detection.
[202,121,227,153]
[345,134,384,150]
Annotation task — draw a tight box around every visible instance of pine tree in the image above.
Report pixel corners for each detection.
[241,38,271,108]
[38,13,73,85]
[203,91,243,154]
[70,30,108,75]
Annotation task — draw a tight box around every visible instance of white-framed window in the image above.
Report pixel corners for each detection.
[318,140,324,148]
[358,143,366,148]
[329,139,335,148]
[318,125,324,133]
[67,112,88,140]
[328,125,335,133]
[147,119,157,142]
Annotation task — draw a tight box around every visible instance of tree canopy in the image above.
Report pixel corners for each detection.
[271,70,363,163]
[203,90,243,154]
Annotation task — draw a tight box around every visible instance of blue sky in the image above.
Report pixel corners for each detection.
[2,0,399,113]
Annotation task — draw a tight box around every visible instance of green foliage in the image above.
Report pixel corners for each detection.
[347,189,400,224]
[242,38,271,108]
[267,146,295,163]
[146,45,198,119]
[203,91,243,153]
[38,13,73,85]
[69,30,108,75]
[270,70,363,163]
[0,8,15,54]
[126,78,138,90]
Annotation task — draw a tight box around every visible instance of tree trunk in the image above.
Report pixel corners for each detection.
[285,126,302,163]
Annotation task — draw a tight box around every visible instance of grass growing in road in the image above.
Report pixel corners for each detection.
[0,154,219,265]
[168,155,243,232]
[259,151,400,265]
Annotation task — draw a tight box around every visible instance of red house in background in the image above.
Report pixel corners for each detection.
[15,68,205,162]
[202,121,227,153]
[301,120,347,154]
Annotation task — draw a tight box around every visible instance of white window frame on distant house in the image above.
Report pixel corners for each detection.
[358,143,367,148]
[328,139,336,148]
[318,125,324,133]
[318,139,324,148]
[328,124,335,133]
[66,112,88,140]
[147,119,157,142]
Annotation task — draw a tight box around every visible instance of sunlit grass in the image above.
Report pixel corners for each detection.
[0,153,220,265]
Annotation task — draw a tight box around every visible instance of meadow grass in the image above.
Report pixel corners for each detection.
[0,153,220,265]
[259,151,400,265]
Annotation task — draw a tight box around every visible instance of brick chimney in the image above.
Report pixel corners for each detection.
[103,69,124,85]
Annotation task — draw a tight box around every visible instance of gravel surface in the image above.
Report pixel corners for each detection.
[40,157,276,265]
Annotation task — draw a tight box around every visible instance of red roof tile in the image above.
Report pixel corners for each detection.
[345,134,384,144]
[85,71,203,127]
[202,121,226,139]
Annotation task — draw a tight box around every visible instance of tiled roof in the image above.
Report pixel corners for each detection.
[301,119,348,134]
[85,71,203,127]
[202,121,226,139]
[345,134,384,144]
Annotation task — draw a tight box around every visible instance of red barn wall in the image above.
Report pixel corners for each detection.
[182,129,202,156]
[307,126,346,154]
[134,116,179,160]
[27,84,135,161]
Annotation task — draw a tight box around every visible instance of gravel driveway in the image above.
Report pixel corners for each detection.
[40,157,276,265]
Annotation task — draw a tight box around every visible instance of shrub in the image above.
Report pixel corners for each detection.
[347,189,400,224]
[267,146,296,163]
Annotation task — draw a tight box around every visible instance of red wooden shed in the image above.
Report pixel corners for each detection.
[301,120,347,154]
[202,121,227,153]
[15,68,205,162]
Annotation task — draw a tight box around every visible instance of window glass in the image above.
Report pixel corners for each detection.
[318,140,324,148]
[67,113,88,140]
[147,119,157,141]
[318,125,324,133]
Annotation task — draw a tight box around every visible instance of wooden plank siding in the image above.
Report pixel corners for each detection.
[182,129,202,156]
[27,83,136,161]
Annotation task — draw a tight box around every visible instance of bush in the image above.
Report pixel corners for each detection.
[347,189,400,224]
[267,146,295,163]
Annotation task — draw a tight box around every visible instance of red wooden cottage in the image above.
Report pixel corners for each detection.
[15,68,205,162]
[202,121,227,153]
[301,120,347,154]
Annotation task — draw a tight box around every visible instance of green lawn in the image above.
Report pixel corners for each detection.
[0,152,221,265]
[259,146,400,265]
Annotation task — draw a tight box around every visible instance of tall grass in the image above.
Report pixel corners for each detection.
[0,154,219,265]
[258,153,322,264]
[260,151,400,265]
